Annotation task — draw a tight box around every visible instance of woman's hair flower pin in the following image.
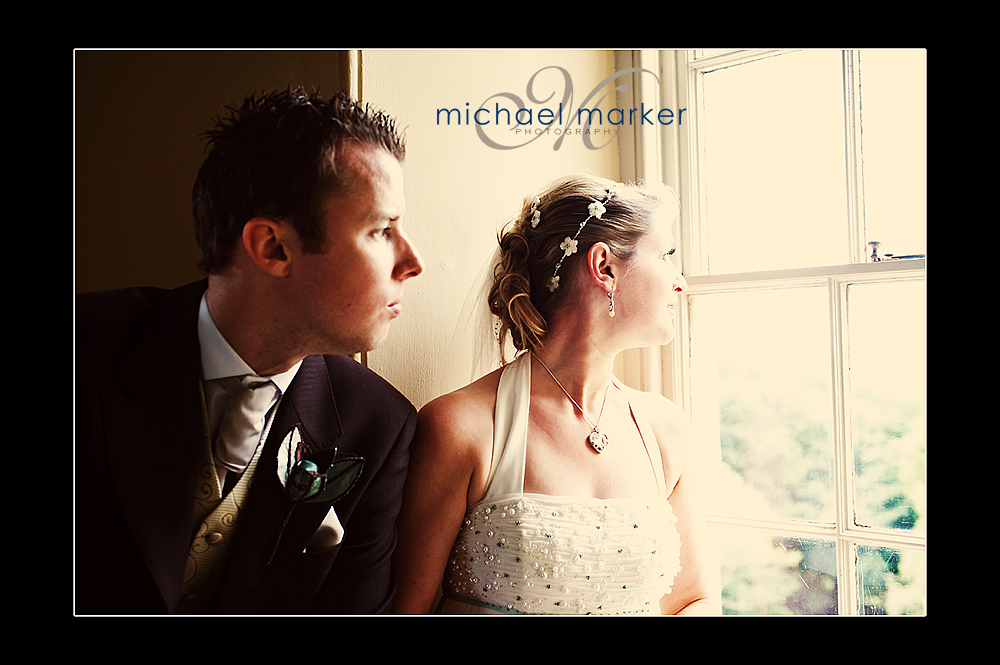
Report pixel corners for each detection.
[546,183,620,292]
[529,197,541,228]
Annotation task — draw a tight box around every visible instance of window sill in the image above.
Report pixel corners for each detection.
[685,258,925,291]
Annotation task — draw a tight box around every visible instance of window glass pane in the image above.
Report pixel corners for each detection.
[857,544,926,615]
[689,287,834,522]
[858,50,926,260]
[718,528,838,615]
[847,280,926,534]
[700,50,849,274]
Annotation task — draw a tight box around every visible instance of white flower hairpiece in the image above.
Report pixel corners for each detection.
[547,183,620,292]
[559,237,579,255]
[529,197,541,228]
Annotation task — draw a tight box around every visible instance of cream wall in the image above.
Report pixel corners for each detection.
[358,50,622,409]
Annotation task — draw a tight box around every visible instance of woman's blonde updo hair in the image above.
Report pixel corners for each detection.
[488,174,677,363]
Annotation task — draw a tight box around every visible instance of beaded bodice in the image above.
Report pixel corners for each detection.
[439,354,682,615]
[442,493,681,614]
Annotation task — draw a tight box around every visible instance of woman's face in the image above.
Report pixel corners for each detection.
[615,206,687,347]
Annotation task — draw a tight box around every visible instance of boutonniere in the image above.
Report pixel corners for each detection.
[268,425,364,564]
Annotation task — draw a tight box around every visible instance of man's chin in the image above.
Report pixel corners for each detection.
[351,328,391,357]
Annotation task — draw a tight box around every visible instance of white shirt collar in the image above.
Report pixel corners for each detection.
[198,294,301,393]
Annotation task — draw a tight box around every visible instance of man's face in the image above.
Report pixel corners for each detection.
[283,143,424,356]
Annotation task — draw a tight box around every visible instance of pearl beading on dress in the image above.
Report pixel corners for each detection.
[442,494,682,615]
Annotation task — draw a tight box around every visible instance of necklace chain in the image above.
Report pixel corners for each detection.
[533,353,611,453]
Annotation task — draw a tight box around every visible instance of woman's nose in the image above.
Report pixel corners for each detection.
[673,273,687,293]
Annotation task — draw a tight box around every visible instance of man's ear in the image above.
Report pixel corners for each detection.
[242,218,293,277]
[586,242,616,291]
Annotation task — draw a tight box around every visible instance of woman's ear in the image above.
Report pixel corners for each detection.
[242,218,294,277]
[586,242,616,291]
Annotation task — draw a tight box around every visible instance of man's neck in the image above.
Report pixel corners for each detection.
[205,276,305,376]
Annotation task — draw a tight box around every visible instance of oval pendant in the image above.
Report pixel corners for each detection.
[588,429,609,453]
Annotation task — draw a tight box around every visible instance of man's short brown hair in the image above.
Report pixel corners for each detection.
[192,88,405,274]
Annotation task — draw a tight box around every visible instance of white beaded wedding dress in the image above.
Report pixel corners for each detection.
[437,353,682,615]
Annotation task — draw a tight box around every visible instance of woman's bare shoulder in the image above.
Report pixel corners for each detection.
[421,369,501,425]
[415,368,503,454]
[618,383,693,472]
[412,368,505,503]
[618,383,689,433]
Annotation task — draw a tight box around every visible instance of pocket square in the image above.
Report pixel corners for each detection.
[305,507,344,553]
[272,425,362,565]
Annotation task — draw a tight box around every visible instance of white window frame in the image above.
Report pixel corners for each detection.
[615,49,926,614]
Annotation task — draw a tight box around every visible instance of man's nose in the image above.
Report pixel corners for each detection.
[396,233,424,279]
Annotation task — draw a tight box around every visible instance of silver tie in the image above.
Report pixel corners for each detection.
[214,375,277,477]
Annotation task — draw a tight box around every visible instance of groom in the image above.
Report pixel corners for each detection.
[75,89,424,614]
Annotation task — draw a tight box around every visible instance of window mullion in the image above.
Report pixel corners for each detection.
[829,276,857,614]
[842,49,867,265]
[837,533,859,614]
[676,50,709,277]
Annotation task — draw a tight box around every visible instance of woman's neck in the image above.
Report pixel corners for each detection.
[530,319,618,412]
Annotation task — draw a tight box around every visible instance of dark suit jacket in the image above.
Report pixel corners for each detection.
[75,280,417,614]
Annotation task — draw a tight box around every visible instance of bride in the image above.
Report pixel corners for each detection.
[393,175,717,614]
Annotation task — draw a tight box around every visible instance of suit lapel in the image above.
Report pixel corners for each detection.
[101,280,209,611]
[101,279,350,613]
[214,355,346,612]
[270,355,344,460]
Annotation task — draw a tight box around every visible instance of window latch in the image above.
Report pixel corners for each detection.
[868,241,925,263]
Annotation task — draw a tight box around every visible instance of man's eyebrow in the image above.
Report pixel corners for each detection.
[381,206,404,222]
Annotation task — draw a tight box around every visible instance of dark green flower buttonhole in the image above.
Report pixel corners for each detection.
[269,425,364,564]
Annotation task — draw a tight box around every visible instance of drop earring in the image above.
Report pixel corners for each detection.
[608,291,615,317]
